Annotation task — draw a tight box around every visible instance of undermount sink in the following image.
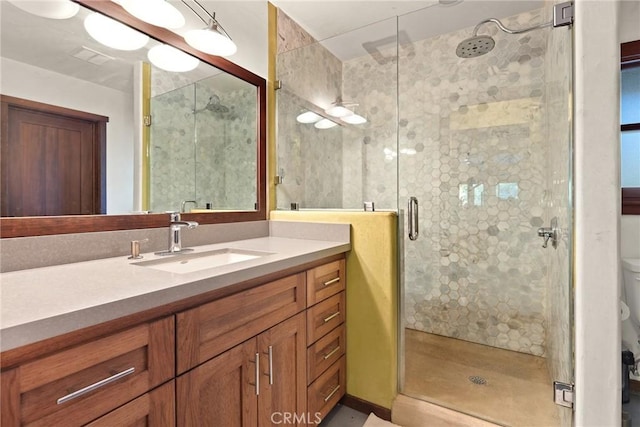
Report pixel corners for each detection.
[133,248,273,274]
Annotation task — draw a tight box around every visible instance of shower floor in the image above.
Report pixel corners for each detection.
[403,329,560,426]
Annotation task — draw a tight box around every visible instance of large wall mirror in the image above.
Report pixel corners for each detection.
[0,0,266,237]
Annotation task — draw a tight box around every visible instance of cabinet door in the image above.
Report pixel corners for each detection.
[86,381,175,427]
[257,313,307,427]
[177,339,258,427]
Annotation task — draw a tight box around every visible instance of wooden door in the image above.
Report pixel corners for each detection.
[176,339,258,427]
[1,95,107,216]
[257,313,307,427]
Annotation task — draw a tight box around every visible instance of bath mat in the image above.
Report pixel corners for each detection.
[362,413,402,427]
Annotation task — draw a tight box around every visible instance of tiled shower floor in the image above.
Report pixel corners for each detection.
[403,329,559,426]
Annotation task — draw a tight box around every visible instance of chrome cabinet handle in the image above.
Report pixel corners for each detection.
[323,311,340,323]
[323,384,340,402]
[323,277,340,287]
[57,367,135,405]
[249,353,260,395]
[408,197,419,241]
[323,346,341,360]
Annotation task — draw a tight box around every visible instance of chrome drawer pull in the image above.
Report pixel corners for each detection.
[323,384,340,402]
[323,277,340,287]
[323,346,341,360]
[323,311,340,323]
[56,367,135,405]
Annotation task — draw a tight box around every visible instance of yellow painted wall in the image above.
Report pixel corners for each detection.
[270,211,398,410]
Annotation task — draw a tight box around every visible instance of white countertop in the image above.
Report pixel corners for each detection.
[0,236,350,352]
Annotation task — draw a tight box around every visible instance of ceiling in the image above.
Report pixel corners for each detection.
[271,0,544,61]
[0,0,546,93]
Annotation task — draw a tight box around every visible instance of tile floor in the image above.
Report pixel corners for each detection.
[321,404,368,426]
[403,329,559,426]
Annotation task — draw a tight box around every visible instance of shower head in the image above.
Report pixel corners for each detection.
[455,35,495,58]
[456,17,552,59]
[195,94,229,114]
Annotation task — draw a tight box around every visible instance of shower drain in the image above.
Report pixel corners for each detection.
[468,375,488,385]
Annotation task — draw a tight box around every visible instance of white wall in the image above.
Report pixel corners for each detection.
[574,0,621,425]
[0,57,134,214]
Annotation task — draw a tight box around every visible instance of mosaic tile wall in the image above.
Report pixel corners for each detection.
[150,77,256,212]
[397,9,551,356]
[276,10,345,209]
[276,7,572,358]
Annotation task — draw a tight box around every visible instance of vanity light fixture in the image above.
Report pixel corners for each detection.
[181,0,237,57]
[120,0,185,29]
[147,44,199,72]
[314,118,339,129]
[296,111,322,124]
[7,0,79,19]
[84,12,149,51]
[324,97,358,118]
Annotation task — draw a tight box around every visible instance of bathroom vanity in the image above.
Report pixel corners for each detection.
[0,225,349,426]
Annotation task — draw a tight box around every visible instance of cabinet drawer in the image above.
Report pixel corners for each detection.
[308,356,346,422]
[177,273,306,373]
[86,381,175,427]
[306,259,345,306]
[1,317,174,427]
[307,326,345,385]
[306,292,345,345]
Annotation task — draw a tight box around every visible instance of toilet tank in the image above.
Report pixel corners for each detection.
[623,258,640,323]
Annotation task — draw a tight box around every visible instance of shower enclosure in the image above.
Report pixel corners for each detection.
[276,1,573,425]
[149,71,257,213]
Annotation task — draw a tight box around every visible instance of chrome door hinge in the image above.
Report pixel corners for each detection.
[553,2,574,27]
[143,115,152,127]
[554,381,574,408]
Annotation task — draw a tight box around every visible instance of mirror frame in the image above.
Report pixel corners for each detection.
[1,0,267,238]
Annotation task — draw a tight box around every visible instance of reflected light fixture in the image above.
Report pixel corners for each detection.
[148,44,199,72]
[181,0,237,57]
[7,0,79,19]
[314,119,338,129]
[296,111,322,124]
[120,0,185,29]
[342,113,367,125]
[84,13,149,51]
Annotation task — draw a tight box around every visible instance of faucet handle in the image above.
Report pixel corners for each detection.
[168,211,180,222]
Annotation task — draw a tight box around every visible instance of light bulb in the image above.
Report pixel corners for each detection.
[184,26,237,57]
[314,119,338,129]
[148,44,199,72]
[342,114,367,124]
[325,105,353,118]
[120,0,185,29]
[8,0,79,19]
[84,13,149,51]
[296,111,322,124]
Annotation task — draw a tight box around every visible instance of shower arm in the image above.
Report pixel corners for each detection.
[472,18,552,37]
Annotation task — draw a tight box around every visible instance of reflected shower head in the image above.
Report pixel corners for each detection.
[195,94,229,114]
[456,35,495,58]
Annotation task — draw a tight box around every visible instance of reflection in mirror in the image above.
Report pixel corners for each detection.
[0,0,260,218]
[150,70,257,213]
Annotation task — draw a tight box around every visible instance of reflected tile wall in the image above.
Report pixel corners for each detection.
[150,78,256,212]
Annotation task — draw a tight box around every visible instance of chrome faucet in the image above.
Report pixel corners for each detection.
[166,212,198,254]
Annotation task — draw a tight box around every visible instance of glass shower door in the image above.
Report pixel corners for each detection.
[397,2,573,425]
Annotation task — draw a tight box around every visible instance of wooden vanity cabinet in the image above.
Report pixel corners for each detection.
[177,313,306,426]
[305,259,346,423]
[0,316,174,427]
[0,255,347,427]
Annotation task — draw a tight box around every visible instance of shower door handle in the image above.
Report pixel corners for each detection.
[408,197,419,241]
